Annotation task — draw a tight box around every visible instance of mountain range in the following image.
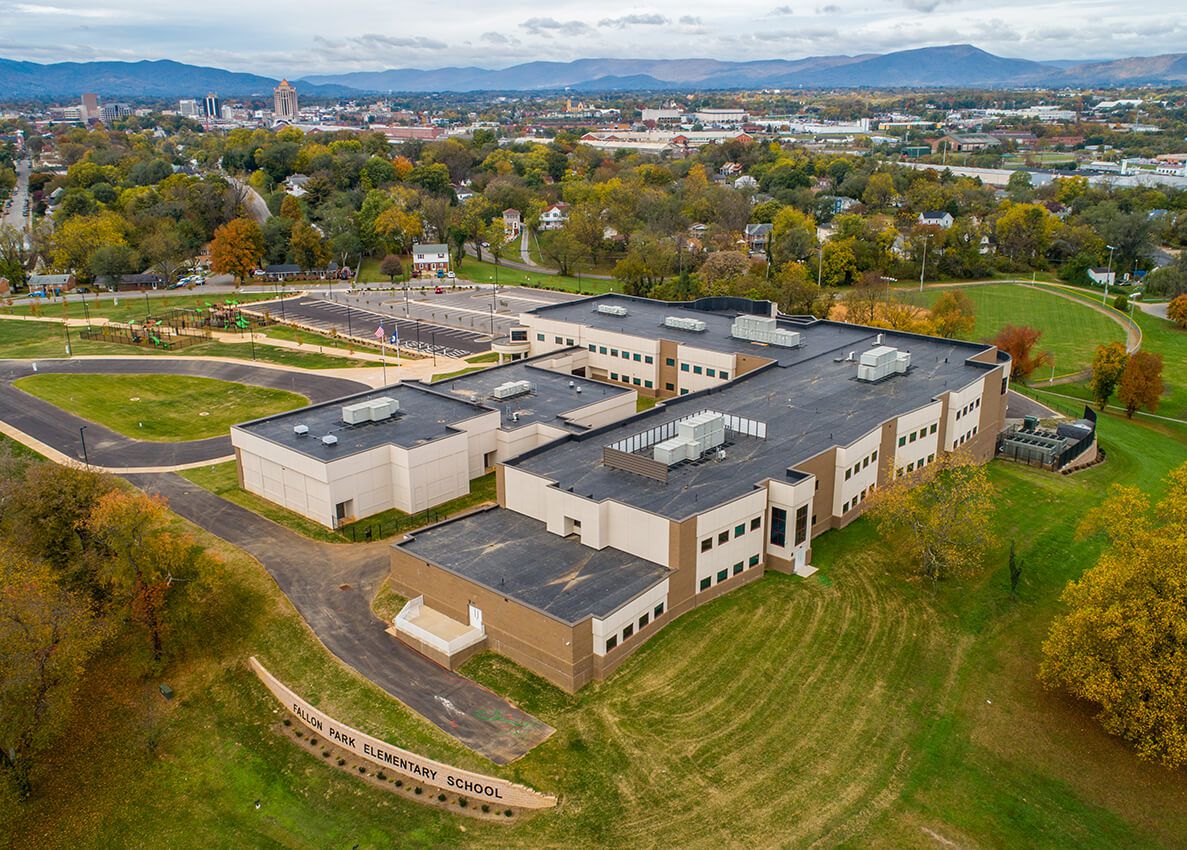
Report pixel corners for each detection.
[2,45,1187,99]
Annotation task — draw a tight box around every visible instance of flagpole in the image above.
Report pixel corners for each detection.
[381,338,387,385]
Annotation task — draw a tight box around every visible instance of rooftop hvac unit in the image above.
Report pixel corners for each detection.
[663,315,707,333]
[342,397,400,424]
[856,346,911,382]
[321,434,338,446]
[293,424,309,436]
[596,304,629,316]
[730,314,800,347]
[653,436,700,465]
[492,380,534,400]
[341,401,373,424]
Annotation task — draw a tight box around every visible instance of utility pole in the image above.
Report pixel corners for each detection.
[919,235,930,293]
[817,243,824,289]
[1103,244,1116,305]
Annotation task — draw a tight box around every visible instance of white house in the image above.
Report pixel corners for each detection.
[284,174,310,197]
[918,210,954,229]
[1087,267,1116,286]
[503,208,523,238]
[539,202,569,230]
[412,243,450,277]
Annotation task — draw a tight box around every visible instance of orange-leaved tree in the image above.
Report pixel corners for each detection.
[210,216,264,284]
[992,324,1052,381]
[1167,293,1187,329]
[1116,350,1163,418]
[1040,462,1187,768]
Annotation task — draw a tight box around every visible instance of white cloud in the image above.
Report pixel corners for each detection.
[519,16,593,36]
[599,13,670,27]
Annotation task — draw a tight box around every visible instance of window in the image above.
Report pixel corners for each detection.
[536,333,545,341]
[707,368,716,377]
[599,345,607,354]
[733,562,744,575]
[610,348,618,357]
[588,344,596,352]
[750,517,761,531]
[644,380,653,389]
[512,329,528,342]
[610,372,618,381]
[898,436,906,447]
[665,382,675,391]
[720,371,729,380]
[733,524,744,538]
[633,353,641,362]
[770,507,787,547]
[794,505,809,546]
[680,389,689,395]
[639,613,649,629]
[693,365,703,375]
[928,453,935,462]
[909,432,917,443]
[930,423,937,434]
[654,602,664,618]
[701,538,713,553]
[843,500,850,512]
[632,377,641,386]
[554,336,563,344]
[620,350,629,359]
[700,577,711,591]
[566,338,574,346]
[717,569,728,583]
[606,635,618,651]
[623,624,634,640]
[718,531,729,545]
[666,357,675,366]
[680,363,690,372]
[872,450,878,461]
[907,462,915,472]
[749,554,760,567]
[862,457,869,469]
[645,355,653,364]
[845,469,851,481]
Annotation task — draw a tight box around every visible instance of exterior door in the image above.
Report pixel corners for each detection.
[468,603,483,631]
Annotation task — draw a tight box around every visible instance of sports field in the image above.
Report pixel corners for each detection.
[9,404,1187,848]
[906,283,1127,378]
[12,373,308,441]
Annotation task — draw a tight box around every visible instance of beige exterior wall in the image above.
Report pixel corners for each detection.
[694,490,768,587]
[894,400,944,474]
[833,426,882,515]
[592,580,669,655]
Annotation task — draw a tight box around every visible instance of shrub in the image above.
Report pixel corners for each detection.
[395,779,403,787]
[322,751,330,758]
[308,737,317,746]
[458,798,467,808]
[437,793,446,802]
[1113,294,1128,311]
[481,804,490,813]
[294,730,303,738]
[504,809,513,817]
[336,757,345,766]
[282,718,291,726]
[377,772,386,781]
[414,787,423,795]
[357,766,367,774]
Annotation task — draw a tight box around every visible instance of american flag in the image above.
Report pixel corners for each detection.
[374,325,385,340]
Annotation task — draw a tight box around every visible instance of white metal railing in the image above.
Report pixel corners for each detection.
[394,596,485,656]
[609,409,767,454]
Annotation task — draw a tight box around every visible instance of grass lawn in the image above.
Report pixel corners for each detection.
[904,283,1126,378]
[636,395,658,412]
[0,320,380,369]
[431,365,489,381]
[456,257,622,295]
[13,374,307,441]
[179,462,498,544]
[3,291,281,322]
[466,351,500,363]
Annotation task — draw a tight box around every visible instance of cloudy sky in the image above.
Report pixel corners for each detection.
[1,0,1183,75]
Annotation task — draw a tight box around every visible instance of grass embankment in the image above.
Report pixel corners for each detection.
[12,374,307,441]
[3,291,282,322]
[179,463,497,544]
[0,320,377,369]
[905,283,1126,378]
[13,405,1187,847]
[455,258,621,295]
[432,366,488,381]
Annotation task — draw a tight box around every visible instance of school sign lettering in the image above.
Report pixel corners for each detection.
[250,657,556,810]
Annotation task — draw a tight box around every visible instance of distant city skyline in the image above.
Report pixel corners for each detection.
[0,0,1183,77]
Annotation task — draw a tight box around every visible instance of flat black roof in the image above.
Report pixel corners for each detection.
[398,509,670,625]
[234,382,489,461]
[430,358,632,432]
[510,317,999,520]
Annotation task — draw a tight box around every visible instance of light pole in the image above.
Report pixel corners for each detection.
[817,243,824,289]
[431,331,437,366]
[79,425,89,466]
[919,235,930,293]
[1103,244,1116,305]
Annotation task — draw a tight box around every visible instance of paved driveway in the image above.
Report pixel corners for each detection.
[128,472,553,764]
[0,358,367,468]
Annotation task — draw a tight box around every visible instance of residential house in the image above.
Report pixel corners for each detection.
[539,202,569,231]
[743,223,772,255]
[284,174,310,197]
[918,210,954,229]
[719,162,743,177]
[1087,267,1116,286]
[503,208,523,238]
[412,243,450,277]
[27,273,75,295]
[734,175,759,191]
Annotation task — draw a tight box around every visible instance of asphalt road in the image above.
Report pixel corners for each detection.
[128,471,554,764]
[2,158,31,232]
[0,358,367,468]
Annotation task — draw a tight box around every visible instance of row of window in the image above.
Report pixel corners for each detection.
[539,333,576,346]
[841,483,875,514]
[608,372,654,389]
[898,422,938,448]
[604,601,666,651]
[698,556,761,591]
[955,424,979,447]
[769,504,809,548]
[677,362,730,380]
[954,397,982,421]
[589,343,655,365]
[700,516,762,553]
[843,449,878,481]
[896,453,937,477]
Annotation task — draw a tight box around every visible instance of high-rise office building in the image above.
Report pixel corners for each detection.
[273,79,298,121]
[203,93,221,120]
[80,92,98,122]
[179,99,200,118]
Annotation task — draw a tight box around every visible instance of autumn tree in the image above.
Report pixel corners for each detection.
[1089,342,1128,410]
[930,290,976,339]
[0,548,101,799]
[861,171,897,208]
[993,324,1052,381]
[1116,350,1163,418]
[379,254,404,284]
[1167,294,1187,329]
[289,220,331,273]
[372,205,422,256]
[1040,463,1187,768]
[699,251,751,289]
[540,229,584,277]
[770,207,817,265]
[210,217,264,284]
[865,452,995,582]
[278,193,304,221]
[48,211,127,278]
